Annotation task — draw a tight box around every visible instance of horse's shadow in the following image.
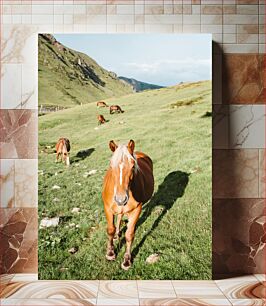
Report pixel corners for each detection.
[71,148,95,164]
[116,170,189,259]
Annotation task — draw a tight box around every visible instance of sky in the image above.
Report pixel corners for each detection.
[54,34,212,87]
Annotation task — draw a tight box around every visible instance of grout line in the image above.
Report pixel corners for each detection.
[171,279,179,298]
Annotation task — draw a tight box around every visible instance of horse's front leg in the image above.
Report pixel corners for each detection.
[55,152,59,162]
[122,204,142,270]
[114,213,122,240]
[104,207,116,261]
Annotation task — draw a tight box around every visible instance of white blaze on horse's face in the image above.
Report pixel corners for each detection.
[66,156,70,166]
[119,162,124,186]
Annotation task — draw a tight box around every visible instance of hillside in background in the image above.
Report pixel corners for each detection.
[119,76,164,92]
[38,34,133,109]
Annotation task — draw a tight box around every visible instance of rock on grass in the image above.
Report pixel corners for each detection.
[71,207,80,213]
[146,253,160,264]
[40,217,59,228]
[52,185,60,190]
[83,170,97,178]
[68,247,78,254]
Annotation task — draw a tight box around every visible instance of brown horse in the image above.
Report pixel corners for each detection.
[55,138,70,166]
[97,114,106,125]
[110,105,124,114]
[97,101,108,107]
[102,140,154,270]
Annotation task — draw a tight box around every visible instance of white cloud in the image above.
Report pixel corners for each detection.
[120,58,211,86]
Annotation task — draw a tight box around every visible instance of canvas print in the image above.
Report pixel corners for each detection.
[38,34,212,280]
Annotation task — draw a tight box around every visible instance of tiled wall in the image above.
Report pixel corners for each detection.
[0,0,265,278]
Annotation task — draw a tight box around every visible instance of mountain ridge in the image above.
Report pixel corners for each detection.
[38,34,133,108]
[118,76,164,92]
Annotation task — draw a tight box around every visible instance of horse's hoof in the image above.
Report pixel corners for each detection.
[121,260,131,270]
[106,253,116,261]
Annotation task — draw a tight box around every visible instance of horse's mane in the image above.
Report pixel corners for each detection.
[110,144,138,172]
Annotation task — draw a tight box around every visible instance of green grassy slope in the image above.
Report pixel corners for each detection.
[38,80,212,280]
[38,34,133,109]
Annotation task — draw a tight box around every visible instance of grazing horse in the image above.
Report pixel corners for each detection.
[97,114,106,125]
[110,105,124,114]
[55,138,70,166]
[97,101,108,107]
[102,140,154,270]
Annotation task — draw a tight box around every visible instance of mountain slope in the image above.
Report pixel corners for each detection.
[119,76,164,92]
[38,34,133,108]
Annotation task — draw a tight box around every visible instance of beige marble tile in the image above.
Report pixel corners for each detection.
[223,25,237,33]
[183,24,201,32]
[222,44,258,53]
[259,150,265,198]
[0,159,15,208]
[0,274,14,290]
[107,15,134,25]
[138,281,176,299]
[201,15,223,24]
[229,105,265,149]
[32,15,54,25]
[215,276,264,299]
[229,299,266,305]
[139,298,232,305]
[11,274,38,282]
[223,5,237,14]
[192,5,200,14]
[97,299,139,305]
[135,4,144,15]
[182,5,192,14]
[1,299,96,305]
[116,24,135,32]
[21,63,38,110]
[1,64,22,109]
[32,4,54,15]
[116,4,134,15]
[172,280,224,298]
[254,274,266,283]
[201,25,222,33]
[73,5,86,14]
[237,33,259,44]
[1,281,99,299]
[201,5,223,14]
[144,5,164,15]
[223,14,258,25]
[237,25,259,34]
[14,159,37,207]
[98,281,138,299]
[87,15,107,25]
[87,5,107,15]
[223,33,236,43]
[237,4,259,14]
[144,15,182,24]
[183,14,200,24]
[144,24,174,33]
[11,5,31,15]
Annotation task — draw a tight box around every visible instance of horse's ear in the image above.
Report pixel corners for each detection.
[109,140,118,152]
[128,139,135,155]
